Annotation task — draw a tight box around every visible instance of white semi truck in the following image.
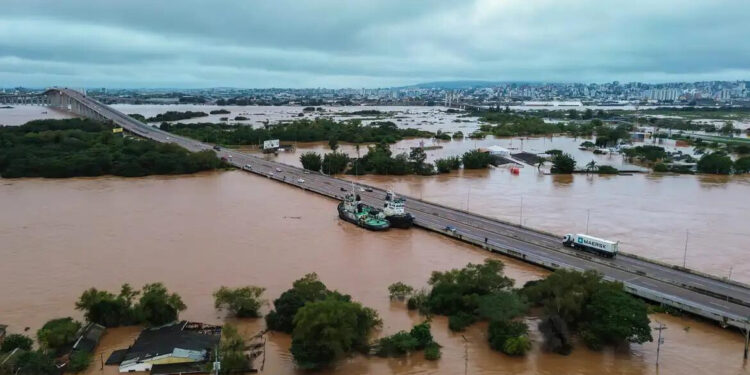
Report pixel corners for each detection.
[562,233,619,258]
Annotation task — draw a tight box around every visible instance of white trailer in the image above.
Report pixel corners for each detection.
[562,233,618,258]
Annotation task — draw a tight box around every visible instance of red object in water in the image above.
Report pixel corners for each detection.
[510,167,520,175]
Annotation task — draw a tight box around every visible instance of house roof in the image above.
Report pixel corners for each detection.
[121,321,221,364]
[72,323,106,353]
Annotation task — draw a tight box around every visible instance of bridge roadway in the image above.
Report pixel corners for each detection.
[55,88,750,330]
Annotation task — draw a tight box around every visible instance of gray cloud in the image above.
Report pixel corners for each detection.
[0,0,748,88]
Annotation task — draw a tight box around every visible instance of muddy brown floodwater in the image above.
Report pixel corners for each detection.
[1,171,748,375]
[257,142,750,284]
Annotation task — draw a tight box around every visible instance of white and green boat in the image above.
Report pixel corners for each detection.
[338,193,390,231]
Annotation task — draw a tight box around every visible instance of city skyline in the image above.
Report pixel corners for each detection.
[1,0,749,88]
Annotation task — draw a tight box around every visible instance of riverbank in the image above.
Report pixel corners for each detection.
[0,119,226,178]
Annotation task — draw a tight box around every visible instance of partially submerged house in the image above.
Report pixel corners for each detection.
[112,321,221,373]
[72,323,106,354]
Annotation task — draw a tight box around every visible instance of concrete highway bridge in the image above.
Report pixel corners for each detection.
[30,88,750,344]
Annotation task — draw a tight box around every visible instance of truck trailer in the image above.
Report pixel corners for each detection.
[562,233,618,258]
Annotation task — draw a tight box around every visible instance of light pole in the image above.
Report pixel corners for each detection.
[682,230,689,268]
[520,194,524,226]
[653,323,667,367]
[466,186,471,211]
[586,209,591,234]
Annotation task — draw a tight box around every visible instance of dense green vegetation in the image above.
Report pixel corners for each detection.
[435,156,461,173]
[551,153,576,173]
[372,322,440,360]
[300,151,323,171]
[697,152,734,174]
[146,110,208,122]
[487,320,531,356]
[75,282,186,327]
[266,273,381,369]
[265,273,338,333]
[0,334,32,353]
[265,273,381,370]
[0,118,225,178]
[461,149,493,169]
[213,286,266,318]
[522,269,652,352]
[128,113,146,122]
[622,145,669,162]
[476,109,631,142]
[217,325,252,374]
[387,282,414,301]
[36,318,81,353]
[210,109,231,115]
[291,297,381,370]
[164,118,433,145]
[68,350,93,372]
[391,260,530,356]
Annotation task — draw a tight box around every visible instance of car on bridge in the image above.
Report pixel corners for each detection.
[213,145,221,151]
[244,164,252,170]
[297,178,305,183]
[275,167,282,172]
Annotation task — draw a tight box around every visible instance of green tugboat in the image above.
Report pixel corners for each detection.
[338,193,390,231]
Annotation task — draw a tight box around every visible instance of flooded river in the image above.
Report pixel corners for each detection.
[1,172,748,375]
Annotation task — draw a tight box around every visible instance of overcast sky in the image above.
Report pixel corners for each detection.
[1,0,748,88]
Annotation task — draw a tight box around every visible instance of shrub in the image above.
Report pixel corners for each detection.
[135,283,186,326]
[213,286,266,318]
[487,320,529,355]
[424,342,441,360]
[68,351,92,373]
[597,165,619,174]
[502,336,532,356]
[448,312,476,332]
[734,156,750,174]
[462,150,493,169]
[373,331,419,357]
[37,318,81,352]
[388,282,414,301]
[652,163,669,172]
[697,152,733,174]
[299,152,322,172]
[321,152,350,174]
[551,153,576,174]
[539,314,572,355]
[291,297,381,370]
[266,273,330,333]
[1,334,33,353]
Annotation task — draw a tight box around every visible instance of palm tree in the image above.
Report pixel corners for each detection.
[586,160,597,174]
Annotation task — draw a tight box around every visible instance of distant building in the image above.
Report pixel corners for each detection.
[113,321,221,373]
[485,146,511,157]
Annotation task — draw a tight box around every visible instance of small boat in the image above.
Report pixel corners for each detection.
[382,190,414,229]
[338,193,390,231]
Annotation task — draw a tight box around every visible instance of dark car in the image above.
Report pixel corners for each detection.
[213,145,221,151]
[340,187,347,191]
[364,187,373,192]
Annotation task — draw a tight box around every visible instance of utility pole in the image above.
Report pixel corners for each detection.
[462,335,468,375]
[466,186,471,211]
[213,346,221,375]
[520,194,524,226]
[682,230,689,268]
[586,209,591,234]
[653,323,667,367]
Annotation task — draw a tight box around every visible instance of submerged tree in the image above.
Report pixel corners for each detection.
[213,286,266,318]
